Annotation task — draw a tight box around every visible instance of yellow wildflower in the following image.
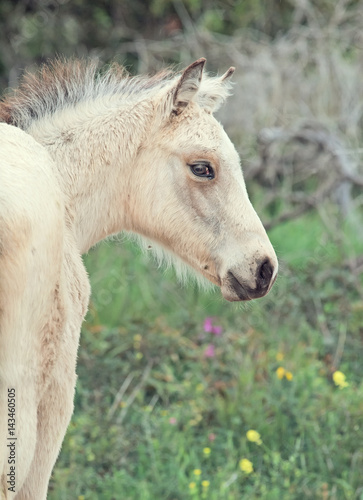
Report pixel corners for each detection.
[135,352,143,360]
[246,429,262,445]
[203,447,211,456]
[202,480,210,489]
[193,469,202,476]
[189,481,197,490]
[333,370,349,389]
[239,458,254,474]
[78,496,85,500]
[276,366,293,381]
[119,401,127,408]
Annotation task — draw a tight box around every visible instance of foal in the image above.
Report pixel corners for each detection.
[0,58,277,498]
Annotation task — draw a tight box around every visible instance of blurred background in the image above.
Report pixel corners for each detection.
[1,1,363,499]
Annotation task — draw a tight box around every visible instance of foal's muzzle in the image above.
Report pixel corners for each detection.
[222,258,277,302]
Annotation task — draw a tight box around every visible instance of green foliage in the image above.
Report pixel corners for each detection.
[0,0,311,91]
[49,209,363,499]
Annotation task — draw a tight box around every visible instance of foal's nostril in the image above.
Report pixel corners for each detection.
[256,259,274,290]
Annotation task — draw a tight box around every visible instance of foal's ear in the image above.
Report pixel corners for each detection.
[221,67,235,82]
[172,58,206,114]
[197,66,235,113]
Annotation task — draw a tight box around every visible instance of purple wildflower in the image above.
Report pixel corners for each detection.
[203,317,223,336]
[203,317,214,333]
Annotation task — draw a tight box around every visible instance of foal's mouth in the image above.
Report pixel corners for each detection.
[221,270,277,302]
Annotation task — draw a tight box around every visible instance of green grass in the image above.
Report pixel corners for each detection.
[49,210,363,500]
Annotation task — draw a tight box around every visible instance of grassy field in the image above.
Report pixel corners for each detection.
[48,207,363,500]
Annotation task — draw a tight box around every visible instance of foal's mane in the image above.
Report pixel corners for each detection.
[0,58,174,130]
[0,58,232,131]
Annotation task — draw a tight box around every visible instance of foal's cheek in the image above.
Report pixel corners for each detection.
[173,175,212,223]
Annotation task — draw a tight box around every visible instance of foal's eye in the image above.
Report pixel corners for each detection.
[189,162,215,179]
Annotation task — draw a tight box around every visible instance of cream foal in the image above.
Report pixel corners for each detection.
[0,58,277,498]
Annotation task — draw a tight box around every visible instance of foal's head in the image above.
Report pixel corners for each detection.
[128,59,278,301]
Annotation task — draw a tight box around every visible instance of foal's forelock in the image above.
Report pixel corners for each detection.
[0,59,233,130]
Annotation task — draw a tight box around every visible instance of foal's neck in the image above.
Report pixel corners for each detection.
[29,97,154,253]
